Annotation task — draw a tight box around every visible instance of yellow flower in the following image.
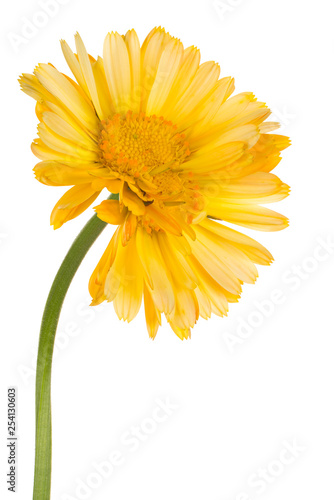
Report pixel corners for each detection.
[20,27,290,339]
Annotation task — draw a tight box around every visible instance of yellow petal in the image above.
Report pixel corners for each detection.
[157,232,196,289]
[37,123,98,161]
[140,27,173,112]
[136,227,175,314]
[121,212,138,246]
[111,234,143,322]
[103,32,131,113]
[186,234,242,295]
[194,225,258,284]
[89,227,120,305]
[169,61,220,127]
[189,76,235,131]
[259,121,280,133]
[186,254,230,317]
[199,172,290,204]
[75,33,103,119]
[91,57,115,119]
[34,161,101,186]
[51,186,100,229]
[200,218,273,265]
[54,183,99,209]
[169,323,191,341]
[207,200,289,231]
[167,286,199,330]
[31,138,97,164]
[182,141,246,173]
[34,63,98,134]
[94,199,127,225]
[123,29,141,113]
[60,39,90,97]
[145,204,182,236]
[160,45,201,115]
[41,111,98,150]
[211,124,260,150]
[146,38,183,115]
[194,287,212,320]
[144,282,161,339]
[121,185,146,215]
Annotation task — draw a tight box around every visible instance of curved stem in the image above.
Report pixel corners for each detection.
[33,195,117,500]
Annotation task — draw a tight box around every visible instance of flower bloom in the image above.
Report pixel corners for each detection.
[20,27,290,339]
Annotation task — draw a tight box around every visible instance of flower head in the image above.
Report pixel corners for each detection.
[20,27,290,339]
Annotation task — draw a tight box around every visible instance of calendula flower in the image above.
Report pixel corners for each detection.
[20,27,290,340]
[21,28,291,500]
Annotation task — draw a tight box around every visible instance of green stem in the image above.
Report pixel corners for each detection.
[33,195,117,500]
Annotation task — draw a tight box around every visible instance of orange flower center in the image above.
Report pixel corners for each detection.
[98,111,206,233]
[98,111,192,200]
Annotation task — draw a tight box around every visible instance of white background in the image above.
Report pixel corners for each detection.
[1,0,334,499]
